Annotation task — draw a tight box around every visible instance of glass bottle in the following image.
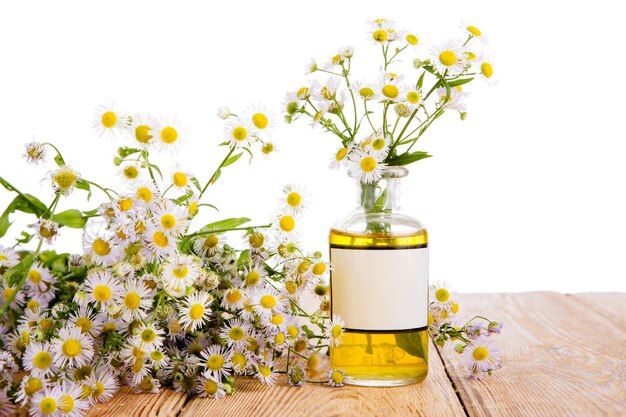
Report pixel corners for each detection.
[329,166,429,386]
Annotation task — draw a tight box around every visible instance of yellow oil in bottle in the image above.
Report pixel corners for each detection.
[329,229,429,386]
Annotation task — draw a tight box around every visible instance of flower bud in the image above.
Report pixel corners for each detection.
[455,343,465,354]
[113,157,123,166]
[460,112,468,121]
[413,58,424,69]
[217,107,231,120]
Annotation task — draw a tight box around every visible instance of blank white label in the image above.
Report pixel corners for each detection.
[330,246,428,332]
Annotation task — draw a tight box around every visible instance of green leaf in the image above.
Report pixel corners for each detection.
[447,77,474,87]
[416,72,426,90]
[149,164,164,181]
[0,194,48,238]
[54,153,66,167]
[373,188,389,212]
[191,177,202,192]
[199,217,251,234]
[4,253,36,285]
[218,141,230,147]
[387,151,432,166]
[212,169,222,184]
[222,152,243,168]
[75,179,92,200]
[0,213,10,237]
[198,203,219,212]
[395,332,427,359]
[16,231,34,245]
[82,208,98,216]
[53,209,88,228]
[301,325,315,339]
[237,249,250,267]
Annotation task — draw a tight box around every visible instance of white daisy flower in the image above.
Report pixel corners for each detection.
[270,329,290,351]
[172,373,202,395]
[274,213,299,236]
[179,291,213,332]
[200,344,232,380]
[437,85,468,112]
[224,117,252,148]
[118,162,143,183]
[351,80,379,101]
[24,141,47,164]
[144,224,179,260]
[193,233,222,258]
[83,269,123,306]
[229,349,253,374]
[313,78,341,103]
[83,232,120,267]
[281,184,311,215]
[361,131,390,159]
[0,282,25,310]
[219,318,251,350]
[221,288,246,311]
[476,54,496,86]
[347,149,385,183]
[326,314,345,348]
[15,375,48,406]
[461,21,489,45]
[199,373,226,399]
[153,118,186,153]
[30,386,63,417]
[170,164,194,191]
[25,263,56,293]
[0,245,19,268]
[31,218,60,245]
[58,381,89,417]
[304,57,318,74]
[147,349,169,368]
[131,180,160,207]
[152,201,189,236]
[68,306,105,338]
[127,114,156,147]
[405,32,419,47]
[120,279,154,322]
[404,87,423,111]
[368,18,396,45]
[241,264,266,289]
[246,103,274,139]
[160,255,200,296]
[377,73,405,103]
[462,336,501,379]
[327,368,346,387]
[259,140,278,159]
[52,325,94,368]
[23,341,57,378]
[50,165,81,196]
[430,40,469,76]
[329,145,351,170]
[85,369,119,404]
[112,195,137,217]
[92,103,129,139]
[255,359,278,385]
[252,287,287,319]
[132,376,161,394]
[131,322,165,353]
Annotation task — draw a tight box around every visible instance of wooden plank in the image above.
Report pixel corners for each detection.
[180,340,466,417]
[436,292,626,417]
[86,386,188,417]
[569,292,626,328]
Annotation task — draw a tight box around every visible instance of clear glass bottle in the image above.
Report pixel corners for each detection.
[329,166,429,386]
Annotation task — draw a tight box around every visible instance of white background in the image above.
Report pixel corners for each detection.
[1,1,625,293]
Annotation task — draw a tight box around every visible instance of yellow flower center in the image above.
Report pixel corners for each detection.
[141,328,156,343]
[245,270,260,286]
[150,350,164,361]
[287,325,299,339]
[473,346,489,361]
[260,294,277,309]
[287,192,302,207]
[248,233,264,248]
[274,332,285,346]
[382,84,398,99]
[124,292,141,310]
[118,198,133,212]
[172,266,189,279]
[28,269,42,284]
[62,339,82,357]
[331,53,342,65]
[204,235,219,249]
[207,355,224,371]
[101,111,117,128]
[406,34,418,45]
[372,29,388,42]
[40,318,53,332]
[451,302,460,314]
[360,156,377,173]
[53,171,77,189]
[261,142,274,155]
[320,86,334,100]
[232,352,247,369]
[331,324,343,339]
[160,126,178,144]
[258,364,272,377]
[33,351,52,369]
[25,378,43,395]
[123,166,139,179]
[252,113,269,129]
[189,304,205,320]
[372,138,386,151]
[279,215,295,232]
[435,288,450,302]
[136,187,153,203]
[407,91,421,104]
[232,126,247,141]
[161,214,177,229]
[481,62,493,78]
[466,51,477,60]
[28,299,41,311]
[39,397,57,415]
[135,125,152,143]
[285,280,297,294]
[93,285,112,302]
[335,147,348,161]
[59,394,75,413]
[204,379,219,395]
[75,317,92,333]
[467,25,482,37]
[296,87,309,99]
[330,370,344,385]
[173,172,188,187]
[229,327,245,341]
[359,87,375,99]
[271,314,284,325]
[189,201,198,215]
[0,255,7,261]
[153,231,169,248]
[226,289,242,303]
[439,50,457,67]
[312,262,326,275]
[93,382,105,398]
[139,376,155,392]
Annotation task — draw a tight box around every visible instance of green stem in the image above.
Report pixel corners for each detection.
[364,102,377,132]
[84,180,116,200]
[183,224,272,240]
[199,146,236,198]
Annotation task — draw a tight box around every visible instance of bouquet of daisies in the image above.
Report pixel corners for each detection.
[0,105,340,416]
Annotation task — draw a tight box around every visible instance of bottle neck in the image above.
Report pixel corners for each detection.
[357,176,403,212]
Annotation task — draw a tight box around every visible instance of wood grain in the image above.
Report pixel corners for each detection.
[436,292,626,417]
[85,386,187,417]
[568,292,626,329]
[180,340,466,417]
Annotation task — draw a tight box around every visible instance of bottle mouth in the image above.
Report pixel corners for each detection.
[381,166,409,179]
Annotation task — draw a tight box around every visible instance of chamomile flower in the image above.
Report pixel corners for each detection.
[193,233,222,258]
[326,314,345,347]
[241,264,266,289]
[260,140,278,159]
[23,341,57,377]
[255,359,278,385]
[170,164,194,191]
[274,213,299,236]
[246,103,274,139]
[16,375,47,406]
[476,55,496,86]
[31,386,63,417]
[92,103,128,139]
[378,73,405,103]
[83,232,120,267]
[58,381,89,417]
[314,78,341,103]
[201,344,232,379]
[430,281,457,313]
[32,218,60,244]
[83,269,123,306]
[0,282,25,310]
[160,255,200,296]
[199,373,226,398]
[351,80,379,101]
[304,57,318,74]
[431,40,469,76]
[179,291,213,332]
[281,184,311,215]
[404,87,423,111]
[154,119,186,152]
[327,368,346,387]
[329,145,351,170]
[405,32,420,47]
[52,325,95,368]
[120,279,153,322]
[152,201,189,236]
[127,114,156,147]
[0,245,19,268]
[85,369,119,403]
[68,306,104,338]
[347,149,385,183]
[51,165,81,195]
[118,162,143,183]
[221,288,245,310]
[220,318,251,349]
[145,224,178,260]
[461,22,489,44]
[25,263,56,293]
[113,195,137,217]
[224,117,252,148]
[437,86,468,112]
[24,141,47,164]
[361,131,390,158]
[462,336,501,379]
[132,322,164,353]
[368,18,396,45]
[252,287,286,319]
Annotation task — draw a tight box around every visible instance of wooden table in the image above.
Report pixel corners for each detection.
[86,292,626,417]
